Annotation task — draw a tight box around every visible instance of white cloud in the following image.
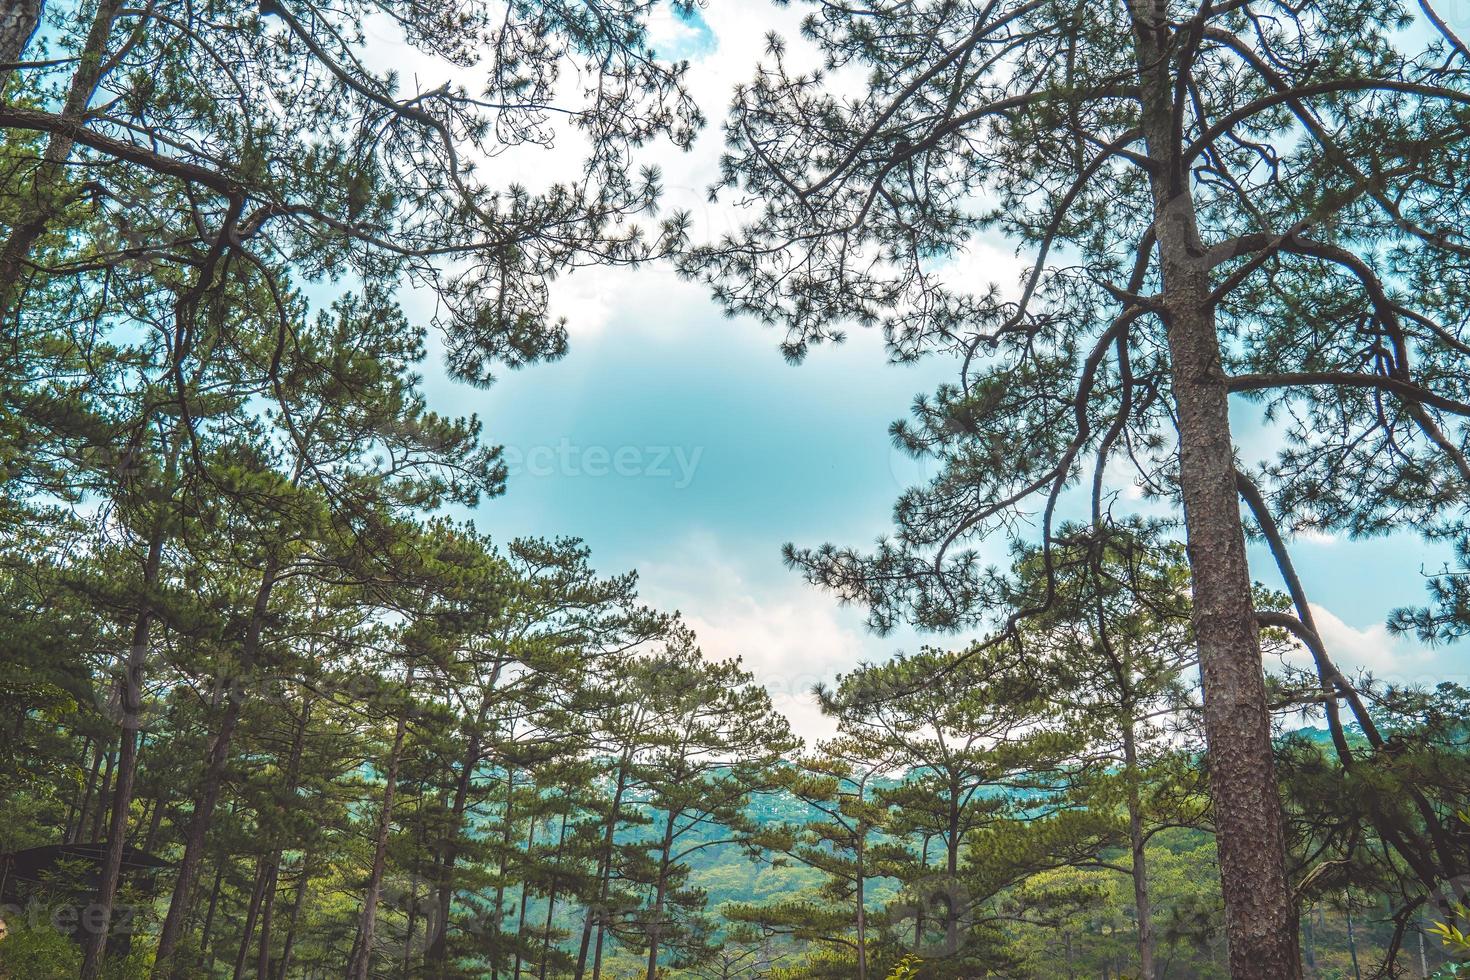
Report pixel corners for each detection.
[644,3,712,60]
[547,263,713,339]
[637,530,898,743]
[933,236,1030,304]
[1283,603,1449,688]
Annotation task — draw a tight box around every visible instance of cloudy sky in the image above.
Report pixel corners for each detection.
[404,1,1461,740]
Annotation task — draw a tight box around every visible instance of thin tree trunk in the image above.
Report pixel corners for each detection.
[941,787,960,957]
[491,765,520,980]
[67,737,100,843]
[1122,723,1156,980]
[88,747,114,843]
[255,697,310,979]
[253,859,281,979]
[913,832,930,948]
[576,750,631,980]
[1127,2,1300,974]
[141,792,167,853]
[155,555,282,974]
[1346,898,1361,980]
[513,817,537,980]
[0,0,123,320]
[79,422,177,978]
[426,684,498,967]
[854,832,867,980]
[1301,903,1316,975]
[275,851,313,980]
[197,861,225,970]
[643,810,677,980]
[232,858,269,980]
[346,665,413,980]
[403,877,419,976]
[539,813,570,980]
[1419,906,1430,978]
[422,881,439,969]
[134,799,154,844]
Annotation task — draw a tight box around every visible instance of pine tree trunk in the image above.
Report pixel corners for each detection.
[88,747,114,843]
[422,882,439,967]
[403,877,419,975]
[232,857,269,980]
[155,556,281,973]
[79,422,177,978]
[1346,898,1362,980]
[644,810,678,980]
[253,858,281,979]
[943,786,960,956]
[255,697,309,979]
[346,666,413,980]
[1122,723,1156,980]
[491,766,519,980]
[427,686,497,967]
[275,851,313,980]
[1419,906,1430,978]
[854,832,867,980]
[513,818,537,980]
[1127,1,1300,974]
[68,738,100,843]
[539,813,570,980]
[198,861,225,970]
[141,787,166,853]
[576,751,631,980]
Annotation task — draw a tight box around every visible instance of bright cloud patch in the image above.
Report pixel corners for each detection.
[637,531,900,742]
[645,2,717,61]
[1305,603,1446,686]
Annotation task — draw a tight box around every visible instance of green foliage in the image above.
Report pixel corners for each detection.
[0,924,80,979]
[883,953,921,979]
[2,0,1468,977]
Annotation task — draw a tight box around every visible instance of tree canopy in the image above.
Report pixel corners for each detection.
[3,0,1470,977]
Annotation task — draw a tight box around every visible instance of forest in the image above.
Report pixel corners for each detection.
[2,0,1470,977]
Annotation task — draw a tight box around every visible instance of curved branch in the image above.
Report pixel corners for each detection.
[0,105,242,195]
[1227,371,1470,417]
[1183,76,1470,165]
[1416,0,1470,60]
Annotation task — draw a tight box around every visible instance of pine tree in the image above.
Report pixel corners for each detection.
[1008,524,1209,979]
[685,1,1470,971]
[626,650,796,978]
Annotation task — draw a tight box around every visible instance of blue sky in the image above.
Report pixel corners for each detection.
[407,1,1461,739]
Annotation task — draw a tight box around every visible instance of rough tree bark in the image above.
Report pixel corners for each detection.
[0,0,43,85]
[1128,0,1302,973]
